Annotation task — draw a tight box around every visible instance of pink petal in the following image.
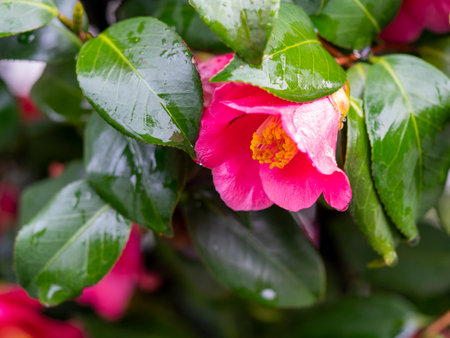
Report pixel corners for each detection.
[421,0,450,33]
[210,114,273,211]
[195,84,268,168]
[379,6,424,43]
[213,158,273,211]
[280,98,341,176]
[0,285,84,338]
[196,54,234,107]
[259,152,324,211]
[322,168,352,211]
[209,84,341,176]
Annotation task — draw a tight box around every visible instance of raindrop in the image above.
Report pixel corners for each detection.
[44,284,64,303]
[17,32,35,44]
[260,288,277,301]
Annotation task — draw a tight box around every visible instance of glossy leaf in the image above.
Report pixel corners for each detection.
[117,0,228,52]
[288,295,419,338]
[292,0,328,15]
[419,36,450,77]
[77,17,203,158]
[345,99,397,265]
[184,193,325,307]
[364,55,450,240]
[437,178,450,235]
[312,0,401,49]
[190,0,280,64]
[0,0,58,37]
[85,114,186,236]
[346,62,370,99]
[19,160,86,225]
[15,180,131,305]
[0,0,83,62]
[331,220,450,302]
[0,79,19,153]
[31,61,92,124]
[212,2,346,102]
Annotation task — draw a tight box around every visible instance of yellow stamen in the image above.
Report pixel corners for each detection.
[250,116,298,169]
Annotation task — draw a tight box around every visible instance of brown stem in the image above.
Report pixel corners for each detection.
[371,43,417,55]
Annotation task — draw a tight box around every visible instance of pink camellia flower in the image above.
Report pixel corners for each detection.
[380,0,450,43]
[0,285,84,337]
[195,54,352,212]
[77,226,162,321]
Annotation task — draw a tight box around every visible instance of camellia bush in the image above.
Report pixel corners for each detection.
[0,0,449,337]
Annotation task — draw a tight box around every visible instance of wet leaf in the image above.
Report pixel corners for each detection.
[184,192,325,308]
[77,17,203,158]
[345,99,397,265]
[31,61,92,124]
[0,0,84,62]
[19,160,86,225]
[85,114,186,236]
[189,0,280,64]
[211,2,345,102]
[312,0,401,49]
[15,180,131,305]
[364,54,450,240]
[0,0,58,37]
[347,62,370,99]
[117,0,228,52]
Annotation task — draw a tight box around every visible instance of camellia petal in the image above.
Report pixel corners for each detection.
[197,53,233,107]
[195,54,352,212]
[322,169,352,211]
[380,0,450,43]
[259,152,324,211]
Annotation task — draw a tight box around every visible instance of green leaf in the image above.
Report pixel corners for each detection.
[0,0,83,62]
[31,61,92,124]
[184,193,325,307]
[117,0,228,52]
[289,295,419,338]
[419,36,450,77]
[311,0,401,49]
[0,79,20,153]
[292,0,328,15]
[345,99,397,265]
[367,224,450,299]
[76,17,203,158]
[211,2,346,102]
[364,54,450,240]
[19,160,86,225]
[0,0,58,37]
[85,114,187,236]
[189,0,280,64]
[437,179,450,235]
[331,220,450,305]
[347,62,370,99]
[15,180,131,305]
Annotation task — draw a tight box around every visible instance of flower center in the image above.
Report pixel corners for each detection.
[250,116,298,169]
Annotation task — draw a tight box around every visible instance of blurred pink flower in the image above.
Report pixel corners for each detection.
[77,226,162,321]
[0,183,19,234]
[0,285,84,338]
[195,55,352,212]
[380,0,450,43]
